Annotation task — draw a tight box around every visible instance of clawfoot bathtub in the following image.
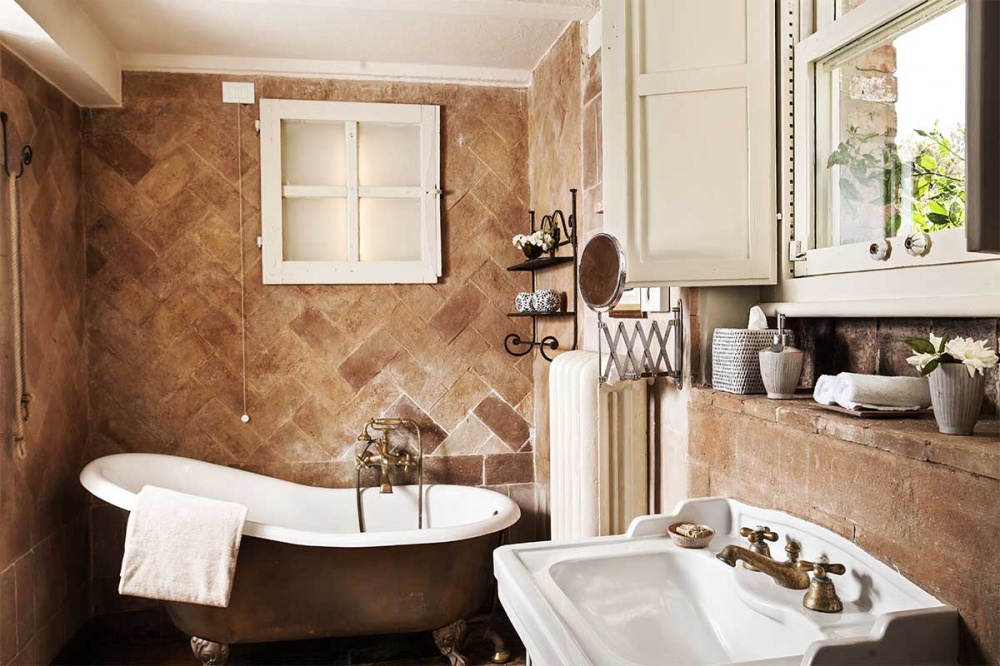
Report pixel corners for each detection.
[80,454,520,665]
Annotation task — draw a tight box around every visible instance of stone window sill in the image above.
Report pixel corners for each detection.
[691,388,999,481]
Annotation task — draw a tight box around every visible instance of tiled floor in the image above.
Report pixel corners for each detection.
[54,609,526,666]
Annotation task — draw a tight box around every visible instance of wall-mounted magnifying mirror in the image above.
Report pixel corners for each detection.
[579,233,626,313]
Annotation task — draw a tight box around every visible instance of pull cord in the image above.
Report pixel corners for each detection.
[236,104,250,424]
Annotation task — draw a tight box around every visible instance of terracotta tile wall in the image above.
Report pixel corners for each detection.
[0,49,90,664]
[526,24,585,533]
[81,72,538,607]
[688,389,1000,664]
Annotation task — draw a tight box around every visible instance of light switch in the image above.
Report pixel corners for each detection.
[222,82,255,104]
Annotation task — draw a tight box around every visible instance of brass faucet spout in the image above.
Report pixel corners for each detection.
[715,545,741,567]
[379,462,393,494]
[716,545,810,589]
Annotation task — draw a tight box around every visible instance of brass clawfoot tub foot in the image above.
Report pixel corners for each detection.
[482,626,511,664]
[190,636,230,665]
[433,619,512,665]
[433,619,468,666]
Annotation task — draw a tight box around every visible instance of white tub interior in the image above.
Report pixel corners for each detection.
[80,453,520,548]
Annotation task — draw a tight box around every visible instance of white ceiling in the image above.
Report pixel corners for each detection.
[77,0,599,86]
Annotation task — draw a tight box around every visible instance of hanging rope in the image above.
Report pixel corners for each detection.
[8,175,30,456]
[236,104,250,424]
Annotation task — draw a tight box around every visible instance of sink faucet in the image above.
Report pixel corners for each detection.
[717,532,849,612]
[716,541,811,590]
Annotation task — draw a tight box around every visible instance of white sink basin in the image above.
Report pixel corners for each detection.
[494,498,958,666]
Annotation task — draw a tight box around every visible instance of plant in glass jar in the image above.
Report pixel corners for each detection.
[905,333,998,435]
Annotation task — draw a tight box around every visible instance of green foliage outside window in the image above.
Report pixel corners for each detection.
[827,123,966,238]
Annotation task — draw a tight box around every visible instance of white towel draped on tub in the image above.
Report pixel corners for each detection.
[120,485,248,608]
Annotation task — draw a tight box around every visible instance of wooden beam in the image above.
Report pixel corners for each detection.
[0,0,121,106]
[209,0,598,22]
[120,52,531,87]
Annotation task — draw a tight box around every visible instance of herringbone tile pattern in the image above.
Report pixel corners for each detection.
[0,48,90,666]
[82,73,537,495]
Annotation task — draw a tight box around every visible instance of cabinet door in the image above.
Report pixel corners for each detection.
[603,0,777,286]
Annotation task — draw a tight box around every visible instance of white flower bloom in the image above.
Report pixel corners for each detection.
[928,332,944,352]
[513,228,556,251]
[944,337,999,377]
[906,352,937,372]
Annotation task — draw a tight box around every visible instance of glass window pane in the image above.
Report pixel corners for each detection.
[283,198,347,261]
[359,198,422,262]
[358,123,421,186]
[281,121,346,186]
[816,4,966,249]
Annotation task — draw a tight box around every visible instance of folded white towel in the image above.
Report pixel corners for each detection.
[833,373,931,411]
[120,486,248,608]
[812,374,842,405]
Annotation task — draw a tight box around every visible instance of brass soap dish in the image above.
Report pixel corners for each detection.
[667,522,715,549]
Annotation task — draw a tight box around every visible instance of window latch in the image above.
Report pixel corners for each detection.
[789,240,807,262]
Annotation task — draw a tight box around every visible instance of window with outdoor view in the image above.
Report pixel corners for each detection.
[815,2,966,250]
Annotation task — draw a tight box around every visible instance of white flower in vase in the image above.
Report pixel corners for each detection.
[905,332,998,436]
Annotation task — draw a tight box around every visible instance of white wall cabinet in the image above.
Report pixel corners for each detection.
[259,99,441,284]
[602,0,777,287]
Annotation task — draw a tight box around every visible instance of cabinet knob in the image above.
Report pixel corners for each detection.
[904,232,932,257]
[869,239,891,261]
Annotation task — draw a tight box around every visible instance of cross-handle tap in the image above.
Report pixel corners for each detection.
[798,557,847,613]
[355,419,420,494]
[738,525,779,570]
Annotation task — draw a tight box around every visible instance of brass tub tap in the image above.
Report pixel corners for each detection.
[354,418,424,531]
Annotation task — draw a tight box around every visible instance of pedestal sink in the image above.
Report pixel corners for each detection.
[494,498,957,666]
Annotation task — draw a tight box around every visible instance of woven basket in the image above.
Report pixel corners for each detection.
[711,328,795,395]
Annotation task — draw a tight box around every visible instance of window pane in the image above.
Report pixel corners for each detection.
[358,123,421,186]
[816,4,966,249]
[359,198,422,262]
[281,121,346,186]
[282,198,347,261]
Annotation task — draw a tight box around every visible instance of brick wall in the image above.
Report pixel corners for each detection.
[0,49,90,664]
[791,317,1000,415]
[81,72,540,608]
[688,389,999,664]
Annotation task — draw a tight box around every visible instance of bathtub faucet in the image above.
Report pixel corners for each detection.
[355,419,417,494]
[354,418,425,531]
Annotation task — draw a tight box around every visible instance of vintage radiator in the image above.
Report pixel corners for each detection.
[549,350,648,540]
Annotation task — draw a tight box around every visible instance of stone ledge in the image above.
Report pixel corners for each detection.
[691,387,999,481]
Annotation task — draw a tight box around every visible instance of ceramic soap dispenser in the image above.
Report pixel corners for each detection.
[759,314,803,399]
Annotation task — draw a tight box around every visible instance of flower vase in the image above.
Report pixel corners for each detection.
[522,244,543,260]
[928,363,986,435]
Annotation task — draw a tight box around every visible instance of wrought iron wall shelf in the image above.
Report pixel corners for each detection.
[506,256,574,272]
[503,189,578,363]
[506,311,576,318]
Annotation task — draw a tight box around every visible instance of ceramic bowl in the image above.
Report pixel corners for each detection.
[531,290,562,313]
[667,522,715,549]
[514,292,534,313]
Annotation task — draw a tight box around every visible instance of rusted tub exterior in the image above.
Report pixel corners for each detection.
[165,532,499,645]
[79,454,521,664]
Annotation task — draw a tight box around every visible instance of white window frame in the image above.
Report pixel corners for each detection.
[259,99,441,285]
[763,0,1000,317]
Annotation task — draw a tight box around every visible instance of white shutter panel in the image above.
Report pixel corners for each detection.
[603,0,777,286]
